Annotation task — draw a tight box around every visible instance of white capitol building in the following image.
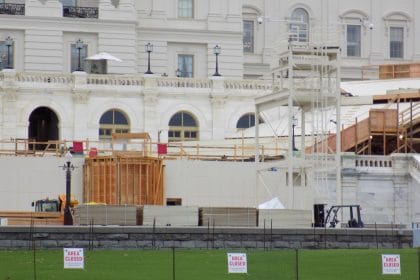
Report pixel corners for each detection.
[0,0,419,228]
[0,0,419,143]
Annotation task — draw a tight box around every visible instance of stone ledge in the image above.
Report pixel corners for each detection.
[0,226,413,250]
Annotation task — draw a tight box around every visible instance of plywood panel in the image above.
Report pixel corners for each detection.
[84,156,163,206]
[370,109,397,132]
[200,207,258,227]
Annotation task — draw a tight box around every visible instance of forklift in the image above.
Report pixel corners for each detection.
[313,204,364,228]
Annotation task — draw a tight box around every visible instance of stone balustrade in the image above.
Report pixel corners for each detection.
[16,72,74,84]
[156,77,211,89]
[224,79,271,90]
[86,74,144,86]
[355,156,393,168]
[0,70,271,96]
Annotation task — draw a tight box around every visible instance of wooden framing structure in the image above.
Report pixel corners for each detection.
[379,63,420,79]
[83,155,164,205]
[311,109,398,155]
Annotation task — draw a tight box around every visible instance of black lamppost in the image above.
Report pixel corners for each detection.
[62,151,74,225]
[75,39,84,71]
[145,42,153,74]
[292,116,298,151]
[212,45,221,76]
[5,36,13,69]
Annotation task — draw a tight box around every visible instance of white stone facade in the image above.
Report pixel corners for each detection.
[1,0,420,79]
[0,0,418,143]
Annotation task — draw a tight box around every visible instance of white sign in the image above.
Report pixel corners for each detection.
[64,248,84,269]
[227,253,247,273]
[382,254,401,275]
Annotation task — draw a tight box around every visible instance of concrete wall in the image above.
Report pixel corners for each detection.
[163,160,313,210]
[0,156,84,211]
[0,154,418,227]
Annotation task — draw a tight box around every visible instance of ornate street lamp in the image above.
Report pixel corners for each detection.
[5,36,13,69]
[212,45,221,77]
[144,42,153,74]
[62,151,75,225]
[75,39,84,71]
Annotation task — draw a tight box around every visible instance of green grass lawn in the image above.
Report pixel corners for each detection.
[0,248,418,280]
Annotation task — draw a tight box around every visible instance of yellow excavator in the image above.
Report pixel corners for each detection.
[33,195,79,213]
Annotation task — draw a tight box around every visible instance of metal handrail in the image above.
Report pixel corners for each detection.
[0,3,25,15]
[63,6,98,19]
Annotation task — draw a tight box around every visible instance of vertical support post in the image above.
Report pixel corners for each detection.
[255,105,260,163]
[295,248,299,280]
[172,246,176,280]
[287,41,294,209]
[63,152,74,226]
[335,48,342,207]
[64,161,73,225]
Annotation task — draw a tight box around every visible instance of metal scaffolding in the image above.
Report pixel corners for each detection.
[255,25,342,208]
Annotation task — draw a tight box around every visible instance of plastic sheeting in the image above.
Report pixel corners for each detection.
[258,197,285,209]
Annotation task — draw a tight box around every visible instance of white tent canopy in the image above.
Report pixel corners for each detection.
[258,197,285,209]
[85,52,122,62]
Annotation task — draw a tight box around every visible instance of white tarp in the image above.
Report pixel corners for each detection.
[85,52,122,62]
[258,197,285,209]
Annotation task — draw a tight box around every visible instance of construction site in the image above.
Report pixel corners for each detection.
[0,29,419,233]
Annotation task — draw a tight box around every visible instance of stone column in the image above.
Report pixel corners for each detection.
[341,153,358,205]
[72,89,90,140]
[70,72,89,141]
[210,96,226,141]
[413,0,420,60]
[1,70,19,148]
[26,0,61,17]
[369,0,384,63]
[391,154,411,225]
[151,0,167,17]
[142,76,159,142]
[210,77,226,140]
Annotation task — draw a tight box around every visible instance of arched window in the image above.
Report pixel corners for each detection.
[236,113,264,129]
[99,109,130,140]
[28,107,59,150]
[290,8,309,42]
[168,111,199,141]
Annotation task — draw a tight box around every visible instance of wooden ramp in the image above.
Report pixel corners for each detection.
[83,155,164,205]
[308,109,399,154]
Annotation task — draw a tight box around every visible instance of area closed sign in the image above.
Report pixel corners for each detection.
[64,248,84,269]
[227,253,247,273]
[382,254,401,275]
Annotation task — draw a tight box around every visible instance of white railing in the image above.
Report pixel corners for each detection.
[399,101,420,126]
[355,155,393,169]
[16,72,74,84]
[87,74,144,86]
[156,77,211,89]
[2,71,271,95]
[224,80,271,91]
[411,155,420,173]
